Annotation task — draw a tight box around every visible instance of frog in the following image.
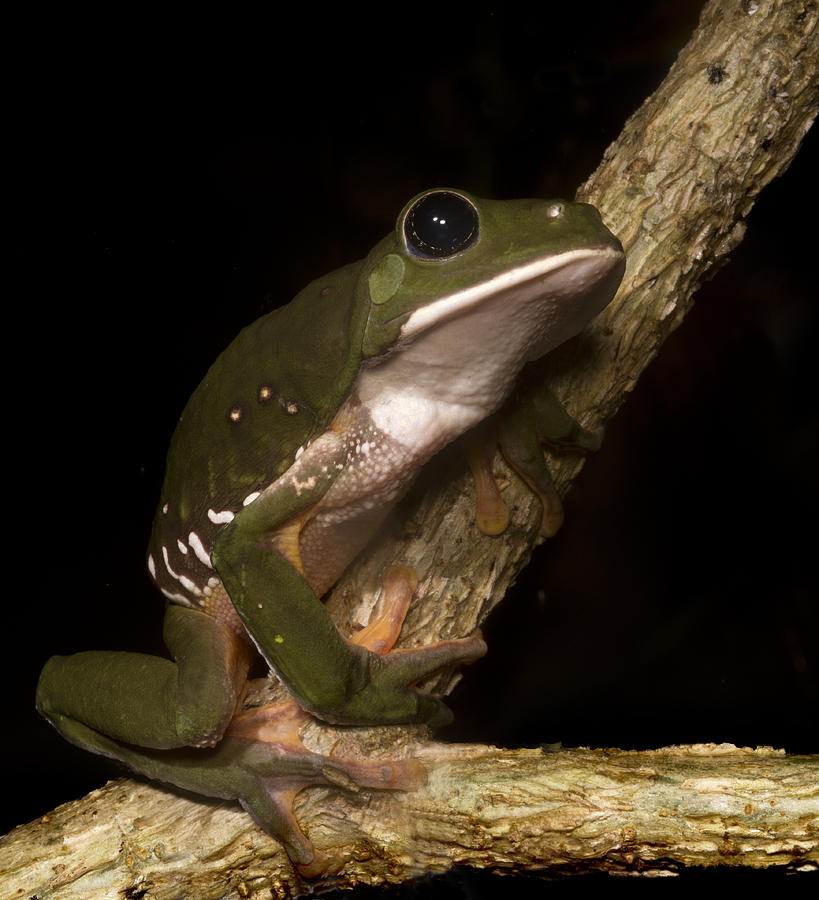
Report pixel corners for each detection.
[37,188,625,872]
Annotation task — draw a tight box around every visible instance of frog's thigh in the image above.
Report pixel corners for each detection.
[36,606,249,750]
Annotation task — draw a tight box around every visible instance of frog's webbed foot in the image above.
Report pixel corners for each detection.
[465,382,602,538]
[225,695,426,875]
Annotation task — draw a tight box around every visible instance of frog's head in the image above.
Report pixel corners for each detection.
[359,189,625,364]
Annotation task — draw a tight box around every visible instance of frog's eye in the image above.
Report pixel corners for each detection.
[404,190,479,260]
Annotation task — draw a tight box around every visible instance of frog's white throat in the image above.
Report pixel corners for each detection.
[357,244,622,455]
[400,245,622,344]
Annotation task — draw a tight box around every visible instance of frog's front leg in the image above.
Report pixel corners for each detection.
[467,382,602,538]
[213,489,486,728]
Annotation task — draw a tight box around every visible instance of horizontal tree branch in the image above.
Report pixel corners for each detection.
[3,744,817,897]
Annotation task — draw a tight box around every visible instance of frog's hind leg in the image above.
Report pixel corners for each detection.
[498,384,601,537]
[36,604,251,751]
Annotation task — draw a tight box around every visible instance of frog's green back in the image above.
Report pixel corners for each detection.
[154,259,368,543]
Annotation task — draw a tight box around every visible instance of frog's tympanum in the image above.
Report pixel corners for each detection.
[38,190,625,872]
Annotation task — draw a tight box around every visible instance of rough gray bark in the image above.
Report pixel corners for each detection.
[3,1,816,897]
[4,745,818,898]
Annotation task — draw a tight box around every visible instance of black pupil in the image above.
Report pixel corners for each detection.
[404,191,479,259]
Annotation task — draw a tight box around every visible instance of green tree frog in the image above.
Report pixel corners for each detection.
[37,189,625,871]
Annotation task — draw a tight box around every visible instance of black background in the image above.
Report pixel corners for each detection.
[6,2,816,895]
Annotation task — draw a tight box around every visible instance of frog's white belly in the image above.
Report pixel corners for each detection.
[295,383,471,596]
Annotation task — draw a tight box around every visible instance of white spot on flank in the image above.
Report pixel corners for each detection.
[208,508,235,525]
[162,503,169,515]
[179,575,203,596]
[177,539,188,554]
[161,587,192,605]
[162,545,180,580]
[243,491,261,506]
[188,531,213,568]
[295,444,306,459]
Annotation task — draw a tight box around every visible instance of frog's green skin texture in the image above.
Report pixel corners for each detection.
[37,189,625,870]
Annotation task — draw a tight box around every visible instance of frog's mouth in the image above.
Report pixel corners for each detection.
[399,244,625,346]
